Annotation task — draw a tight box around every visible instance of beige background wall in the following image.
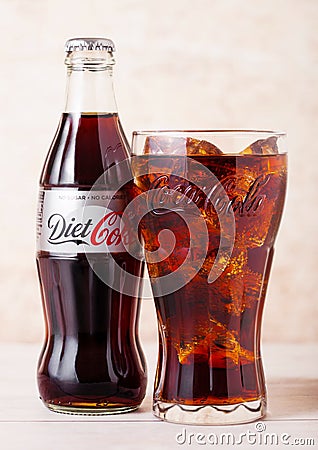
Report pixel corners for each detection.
[0,0,317,343]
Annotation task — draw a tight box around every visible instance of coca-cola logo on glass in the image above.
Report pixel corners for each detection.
[148,173,270,217]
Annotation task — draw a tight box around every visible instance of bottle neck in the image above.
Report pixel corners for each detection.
[64,51,118,113]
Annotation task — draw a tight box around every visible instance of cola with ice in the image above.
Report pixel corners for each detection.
[132,131,287,424]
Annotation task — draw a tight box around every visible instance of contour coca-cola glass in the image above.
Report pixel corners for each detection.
[132,130,287,425]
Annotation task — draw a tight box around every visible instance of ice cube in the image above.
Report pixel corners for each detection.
[186,138,223,156]
[228,268,263,313]
[226,249,247,275]
[144,136,222,155]
[236,198,274,248]
[201,248,261,317]
[223,167,259,198]
[144,136,186,155]
[174,317,254,368]
[207,319,254,367]
[240,136,278,155]
[242,268,263,303]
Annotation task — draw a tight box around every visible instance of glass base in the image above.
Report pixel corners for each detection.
[153,397,266,425]
[46,403,139,416]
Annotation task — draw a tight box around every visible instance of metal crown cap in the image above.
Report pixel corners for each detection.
[65,38,115,52]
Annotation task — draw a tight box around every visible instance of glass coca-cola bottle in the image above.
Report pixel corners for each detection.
[36,38,147,415]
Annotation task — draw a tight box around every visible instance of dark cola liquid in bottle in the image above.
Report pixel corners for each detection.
[36,38,147,414]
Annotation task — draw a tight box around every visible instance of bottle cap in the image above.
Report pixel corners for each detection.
[65,38,115,53]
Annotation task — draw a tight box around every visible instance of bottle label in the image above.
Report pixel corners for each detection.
[36,189,128,253]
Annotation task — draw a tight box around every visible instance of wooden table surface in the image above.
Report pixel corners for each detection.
[0,342,317,449]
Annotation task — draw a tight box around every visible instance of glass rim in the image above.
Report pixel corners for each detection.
[132,129,286,137]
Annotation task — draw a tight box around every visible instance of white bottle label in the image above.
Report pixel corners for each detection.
[36,189,128,253]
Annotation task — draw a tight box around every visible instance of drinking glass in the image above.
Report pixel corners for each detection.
[131,130,287,425]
